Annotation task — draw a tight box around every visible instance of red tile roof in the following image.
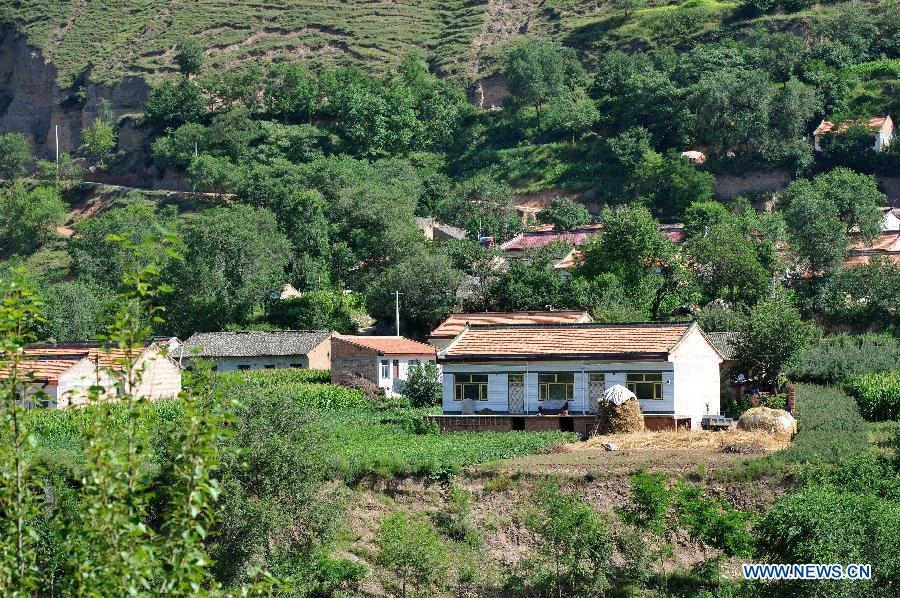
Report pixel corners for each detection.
[430,311,591,339]
[440,322,695,361]
[0,359,86,382]
[501,224,683,252]
[334,335,436,356]
[23,346,144,368]
[814,116,893,136]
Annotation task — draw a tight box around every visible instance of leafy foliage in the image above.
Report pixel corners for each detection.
[846,371,900,422]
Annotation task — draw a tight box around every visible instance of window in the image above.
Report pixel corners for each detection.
[627,372,663,400]
[264,365,276,370]
[290,363,304,369]
[454,373,489,401]
[588,373,605,384]
[539,373,574,402]
[380,360,390,379]
[508,373,524,384]
[238,365,252,371]
[409,359,419,369]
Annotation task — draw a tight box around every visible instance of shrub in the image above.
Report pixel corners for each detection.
[375,511,450,597]
[773,384,868,463]
[399,361,442,408]
[846,371,900,421]
[788,334,900,384]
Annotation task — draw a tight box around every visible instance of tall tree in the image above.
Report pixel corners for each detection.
[538,198,592,230]
[0,132,31,180]
[0,183,66,255]
[504,39,586,118]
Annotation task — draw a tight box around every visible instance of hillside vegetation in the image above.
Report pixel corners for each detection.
[2,0,893,86]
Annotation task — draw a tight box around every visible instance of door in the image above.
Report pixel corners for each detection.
[508,374,525,414]
[588,373,605,413]
[392,360,400,378]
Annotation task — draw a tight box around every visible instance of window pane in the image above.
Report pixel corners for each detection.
[557,373,574,383]
[508,374,523,384]
[472,374,489,383]
[589,373,604,383]
[548,383,567,401]
[645,372,662,382]
[634,382,654,401]
[454,384,462,401]
[538,374,555,383]
[479,385,488,400]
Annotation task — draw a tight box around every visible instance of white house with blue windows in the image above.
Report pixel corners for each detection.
[436,321,723,429]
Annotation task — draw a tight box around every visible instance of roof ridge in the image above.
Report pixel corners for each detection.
[466,321,692,330]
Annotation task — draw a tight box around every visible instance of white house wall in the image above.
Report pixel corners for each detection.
[195,355,311,372]
[441,361,675,415]
[670,328,723,427]
[377,357,436,397]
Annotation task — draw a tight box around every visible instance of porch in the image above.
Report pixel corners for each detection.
[427,413,692,439]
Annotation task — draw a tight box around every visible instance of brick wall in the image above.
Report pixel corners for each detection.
[331,337,377,386]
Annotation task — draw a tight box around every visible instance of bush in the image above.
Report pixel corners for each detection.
[774,384,868,463]
[846,372,900,421]
[375,511,450,597]
[399,361,442,408]
[788,334,900,385]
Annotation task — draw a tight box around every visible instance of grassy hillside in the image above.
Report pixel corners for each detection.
[2,0,880,86]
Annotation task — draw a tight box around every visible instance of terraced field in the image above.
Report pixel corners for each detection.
[0,0,881,87]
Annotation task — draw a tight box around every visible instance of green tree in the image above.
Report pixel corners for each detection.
[186,153,238,194]
[375,511,449,598]
[504,38,586,118]
[69,198,178,288]
[264,63,318,123]
[818,257,900,331]
[35,152,83,191]
[0,183,66,254]
[366,249,462,337]
[400,361,442,408]
[518,480,612,598]
[165,204,291,335]
[690,68,773,155]
[266,290,361,333]
[36,280,115,342]
[782,168,885,273]
[491,243,570,312]
[613,0,646,19]
[81,101,117,166]
[174,37,204,76]
[545,91,600,144]
[578,205,677,313]
[0,132,31,179]
[143,79,205,133]
[151,122,208,169]
[632,151,714,222]
[734,294,815,389]
[538,197,592,230]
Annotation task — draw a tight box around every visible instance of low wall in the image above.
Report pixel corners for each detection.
[428,414,688,437]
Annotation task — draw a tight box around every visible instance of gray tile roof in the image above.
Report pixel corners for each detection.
[173,330,330,358]
[706,331,741,360]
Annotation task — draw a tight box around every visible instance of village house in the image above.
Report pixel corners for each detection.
[2,342,182,409]
[415,217,468,242]
[436,321,723,432]
[173,330,332,371]
[428,310,592,350]
[813,116,895,152]
[331,335,437,397]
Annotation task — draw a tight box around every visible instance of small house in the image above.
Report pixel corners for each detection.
[428,310,592,351]
[3,342,182,409]
[173,330,332,371]
[331,335,437,397]
[437,321,723,429]
[813,116,895,152]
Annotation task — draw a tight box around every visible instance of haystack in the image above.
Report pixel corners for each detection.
[593,384,645,435]
[737,407,796,436]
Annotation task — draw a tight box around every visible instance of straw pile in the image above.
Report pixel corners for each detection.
[581,428,792,452]
[738,407,797,436]
[593,398,645,435]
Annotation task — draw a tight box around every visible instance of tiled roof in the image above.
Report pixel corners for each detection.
[174,330,330,358]
[502,223,684,252]
[706,332,741,360]
[430,311,591,339]
[440,322,694,361]
[334,335,436,356]
[814,116,893,136]
[24,345,146,368]
[0,358,87,382]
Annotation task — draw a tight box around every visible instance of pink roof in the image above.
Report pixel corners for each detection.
[430,310,591,339]
[503,223,683,252]
[334,335,436,356]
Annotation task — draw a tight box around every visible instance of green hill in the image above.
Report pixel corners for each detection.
[0,0,873,87]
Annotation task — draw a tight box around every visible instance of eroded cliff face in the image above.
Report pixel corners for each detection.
[0,24,149,159]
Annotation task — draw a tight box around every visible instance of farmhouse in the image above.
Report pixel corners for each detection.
[813,116,895,152]
[173,330,332,371]
[437,321,723,431]
[2,342,182,409]
[331,335,437,397]
[428,310,592,350]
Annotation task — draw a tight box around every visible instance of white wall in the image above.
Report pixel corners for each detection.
[441,361,675,415]
[670,327,723,427]
[378,357,436,397]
